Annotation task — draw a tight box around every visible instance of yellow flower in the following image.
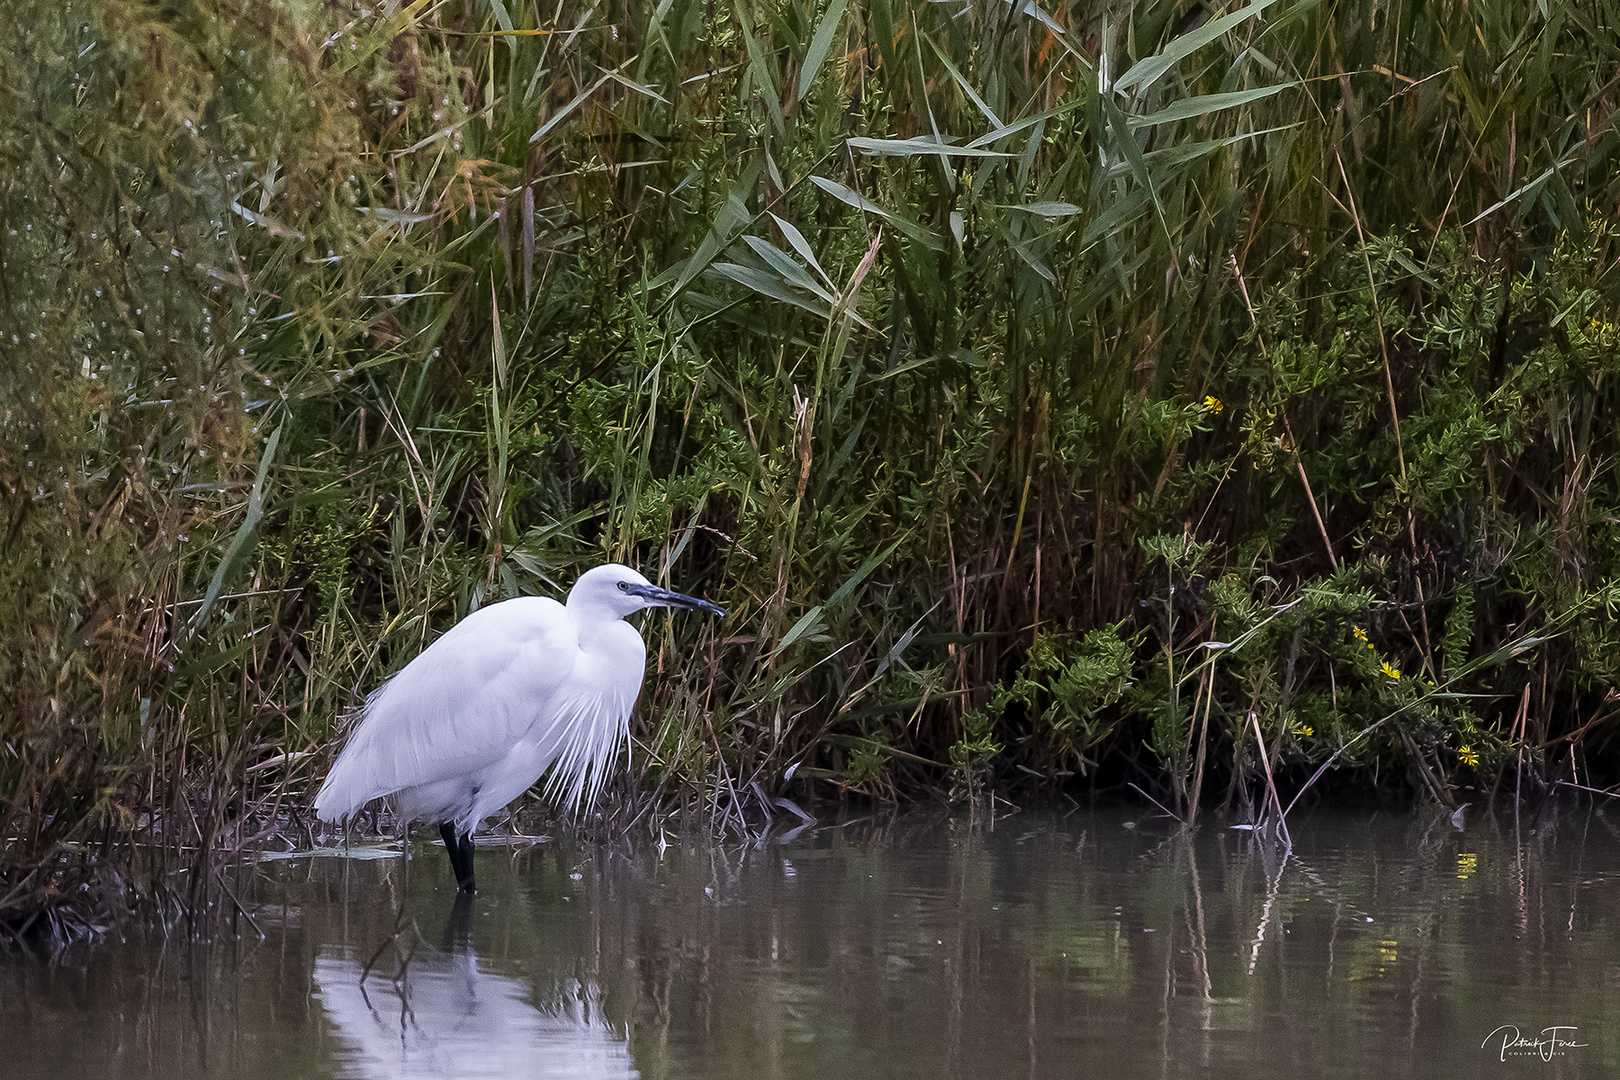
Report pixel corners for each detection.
[1202,395,1224,415]
[1353,627,1368,642]
[1380,661,1401,680]
[1290,722,1314,738]
[1458,745,1479,767]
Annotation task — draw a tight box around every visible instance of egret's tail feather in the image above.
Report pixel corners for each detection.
[314,731,377,824]
[314,693,401,825]
[312,762,362,824]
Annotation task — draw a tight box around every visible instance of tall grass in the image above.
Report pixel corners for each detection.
[3,0,1620,936]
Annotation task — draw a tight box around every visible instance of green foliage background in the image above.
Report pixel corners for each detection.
[4,0,1620,919]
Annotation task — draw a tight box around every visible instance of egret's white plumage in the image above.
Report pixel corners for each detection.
[314,563,723,891]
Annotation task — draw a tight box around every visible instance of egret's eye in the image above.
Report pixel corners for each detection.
[617,581,629,592]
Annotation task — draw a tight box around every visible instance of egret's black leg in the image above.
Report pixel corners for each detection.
[458,831,477,893]
[439,821,477,893]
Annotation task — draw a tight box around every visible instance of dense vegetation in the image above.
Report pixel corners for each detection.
[4,0,1619,935]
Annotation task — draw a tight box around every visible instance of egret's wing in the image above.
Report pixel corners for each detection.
[314,598,576,821]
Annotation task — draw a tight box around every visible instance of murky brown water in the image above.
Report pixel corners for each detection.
[4,805,1619,1078]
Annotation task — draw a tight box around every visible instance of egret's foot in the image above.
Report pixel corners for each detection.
[439,821,478,893]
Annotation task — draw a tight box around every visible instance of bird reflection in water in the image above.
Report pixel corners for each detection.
[314,895,637,1080]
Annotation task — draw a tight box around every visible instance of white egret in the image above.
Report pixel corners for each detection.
[314,563,725,892]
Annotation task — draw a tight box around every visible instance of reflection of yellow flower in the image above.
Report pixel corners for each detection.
[1457,852,1477,879]
[1377,939,1398,975]
[1459,745,1479,767]
[1380,661,1401,680]
[1202,395,1224,415]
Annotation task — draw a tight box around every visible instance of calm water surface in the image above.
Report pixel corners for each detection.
[5,805,1619,1078]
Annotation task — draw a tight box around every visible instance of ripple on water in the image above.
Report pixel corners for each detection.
[3,806,1619,1079]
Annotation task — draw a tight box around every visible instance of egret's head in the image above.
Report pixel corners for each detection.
[567,563,727,621]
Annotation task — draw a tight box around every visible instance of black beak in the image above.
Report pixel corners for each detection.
[626,582,727,617]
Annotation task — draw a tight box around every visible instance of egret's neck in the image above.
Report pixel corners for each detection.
[572,610,644,661]
[571,616,647,712]
[566,590,622,621]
